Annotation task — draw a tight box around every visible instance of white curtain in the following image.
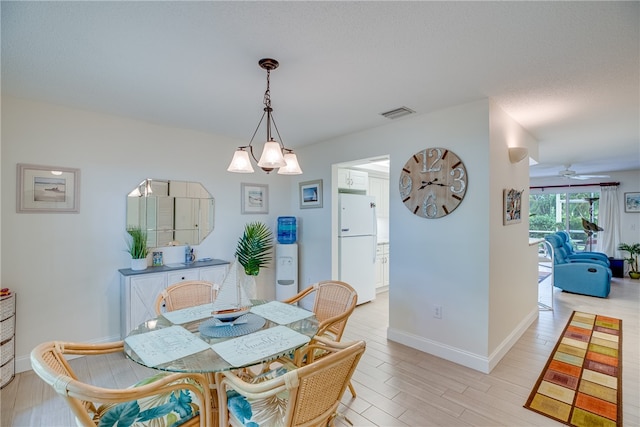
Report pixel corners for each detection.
[595,186,621,257]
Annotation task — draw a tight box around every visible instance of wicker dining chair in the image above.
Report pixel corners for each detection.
[215,337,366,427]
[284,280,359,397]
[284,280,357,343]
[30,340,213,427]
[155,280,219,315]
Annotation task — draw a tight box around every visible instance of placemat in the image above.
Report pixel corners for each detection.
[211,325,310,367]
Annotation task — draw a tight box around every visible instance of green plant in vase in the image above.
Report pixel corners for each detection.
[126,227,149,271]
[235,222,274,276]
[126,227,149,259]
[617,242,640,279]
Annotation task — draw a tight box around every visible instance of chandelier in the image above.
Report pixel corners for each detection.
[227,58,302,175]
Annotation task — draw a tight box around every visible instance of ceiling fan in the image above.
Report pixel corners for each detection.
[558,164,610,180]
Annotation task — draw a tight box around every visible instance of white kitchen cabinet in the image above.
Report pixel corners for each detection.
[369,177,389,218]
[375,243,390,290]
[338,168,369,192]
[119,260,229,337]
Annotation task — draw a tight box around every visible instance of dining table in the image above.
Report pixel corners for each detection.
[124,299,319,373]
[124,299,319,426]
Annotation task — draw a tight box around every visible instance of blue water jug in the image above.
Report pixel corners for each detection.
[277,216,297,244]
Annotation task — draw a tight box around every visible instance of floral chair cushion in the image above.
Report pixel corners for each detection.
[95,373,201,427]
[226,367,290,427]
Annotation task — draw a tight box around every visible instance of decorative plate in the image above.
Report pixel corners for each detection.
[199,313,266,338]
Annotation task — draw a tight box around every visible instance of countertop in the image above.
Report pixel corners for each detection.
[529,238,545,246]
[119,258,229,276]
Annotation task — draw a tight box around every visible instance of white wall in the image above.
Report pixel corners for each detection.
[488,101,538,363]
[2,95,574,375]
[293,100,537,372]
[1,96,297,372]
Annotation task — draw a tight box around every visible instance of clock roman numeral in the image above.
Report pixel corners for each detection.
[402,168,410,173]
[402,196,411,203]
[452,194,462,201]
[451,160,461,169]
[442,150,449,160]
[413,206,420,214]
[442,205,449,215]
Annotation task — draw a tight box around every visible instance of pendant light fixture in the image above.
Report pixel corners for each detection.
[227,58,302,175]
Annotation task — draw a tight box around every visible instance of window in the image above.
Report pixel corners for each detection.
[529,190,600,252]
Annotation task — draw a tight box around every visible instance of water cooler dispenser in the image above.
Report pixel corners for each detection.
[276,217,298,301]
[276,244,298,301]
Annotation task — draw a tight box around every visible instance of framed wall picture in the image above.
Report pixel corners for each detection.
[241,183,268,214]
[17,163,80,213]
[299,179,323,209]
[504,188,523,225]
[624,192,640,213]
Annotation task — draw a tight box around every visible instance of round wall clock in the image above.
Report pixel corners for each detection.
[399,147,468,218]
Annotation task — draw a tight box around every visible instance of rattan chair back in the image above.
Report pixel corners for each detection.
[30,340,212,426]
[215,337,366,427]
[284,280,357,341]
[155,280,218,314]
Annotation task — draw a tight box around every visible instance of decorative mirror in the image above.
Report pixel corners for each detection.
[126,179,215,247]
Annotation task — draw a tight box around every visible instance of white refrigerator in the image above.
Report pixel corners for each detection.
[338,193,377,305]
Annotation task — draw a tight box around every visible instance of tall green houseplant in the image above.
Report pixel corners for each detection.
[618,242,640,279]
[126,227,149,260]
[235,222,273,276]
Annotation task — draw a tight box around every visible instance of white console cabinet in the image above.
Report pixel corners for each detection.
[119,260,229,337]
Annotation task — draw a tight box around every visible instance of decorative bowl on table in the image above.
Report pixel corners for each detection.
[211,305,251,322]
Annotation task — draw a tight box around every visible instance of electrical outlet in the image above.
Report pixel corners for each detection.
[433,305,442,319]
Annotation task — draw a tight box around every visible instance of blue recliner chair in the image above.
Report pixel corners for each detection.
[556,230,610,266]
[545,234,612,298]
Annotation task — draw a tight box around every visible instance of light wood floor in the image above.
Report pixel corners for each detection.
[2,276,638,426]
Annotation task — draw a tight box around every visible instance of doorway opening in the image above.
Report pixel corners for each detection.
[332,155,390,307]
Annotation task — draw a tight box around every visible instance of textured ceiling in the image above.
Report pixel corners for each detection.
[2,1,638,178]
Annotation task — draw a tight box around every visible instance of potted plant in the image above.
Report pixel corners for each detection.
[126,226,149,271]
[617,242,640,279]
[235,222,274,276]
[232,222,274,299]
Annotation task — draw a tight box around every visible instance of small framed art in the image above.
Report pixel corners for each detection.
[16,163,80,213]
[504,188,523,225]
[299,179,323,209]
[624,192,640,213]
[241,183,269,214]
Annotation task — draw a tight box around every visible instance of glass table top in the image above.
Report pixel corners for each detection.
[124,300,319,373]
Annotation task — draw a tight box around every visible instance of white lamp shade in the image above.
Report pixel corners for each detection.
[277,152,303,175]
[227,149,255,173]
[257,140,286,169]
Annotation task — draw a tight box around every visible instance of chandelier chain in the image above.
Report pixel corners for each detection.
[263,69,272,108]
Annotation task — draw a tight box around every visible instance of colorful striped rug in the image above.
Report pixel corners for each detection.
[524,311,622,426]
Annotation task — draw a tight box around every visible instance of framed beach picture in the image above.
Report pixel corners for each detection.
[503,188,523,225]
[299,179,323,209]
[241,183,268,214]
[16,163,80,213]
[624,192,640,213]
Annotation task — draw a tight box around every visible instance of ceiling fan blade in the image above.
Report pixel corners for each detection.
[572,174,610,180]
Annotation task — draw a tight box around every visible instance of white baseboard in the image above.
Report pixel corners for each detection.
[15,334,122,373]
[387,307,539,374]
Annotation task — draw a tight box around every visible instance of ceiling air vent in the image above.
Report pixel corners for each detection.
[380,106,415,119]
